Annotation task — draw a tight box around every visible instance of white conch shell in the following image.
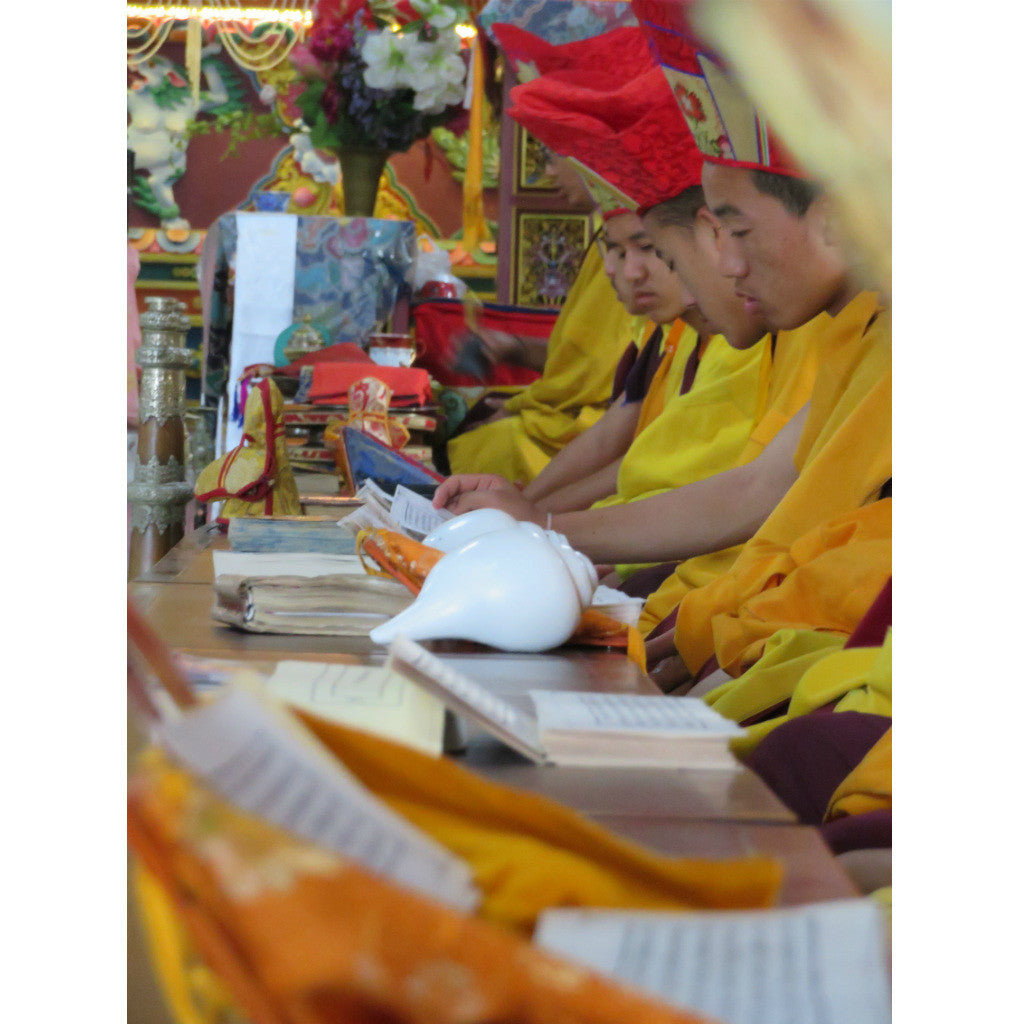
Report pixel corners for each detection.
[369,525,598,652]
[423,507,518,552]
[517,522,598,607]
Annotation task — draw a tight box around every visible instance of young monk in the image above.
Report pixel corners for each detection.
[444,39,647,484]
[518,206,703,516]
[628,18,891,690]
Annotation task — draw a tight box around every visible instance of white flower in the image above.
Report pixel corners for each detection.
[258,84,277,106]
[409,0,460,29]
[361,30,409,90]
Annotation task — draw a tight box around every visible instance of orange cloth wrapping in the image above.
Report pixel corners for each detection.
[826,727,892,822]
[338,377,411,449]
[128,763,720,1024]
[356,528,444,594]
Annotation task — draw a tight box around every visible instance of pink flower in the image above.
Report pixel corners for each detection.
[309,21,355,61]
[289,42,321,76]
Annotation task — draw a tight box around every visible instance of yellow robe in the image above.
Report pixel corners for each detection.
[595,334,765,512]
[594,332,766,579]
[827,722,893,822]
[674,292,891,675]
[711,629,892,761]
[632,319,694,437]
[637,316,822,633]
[447,242,641,483]
[707,498,891,675]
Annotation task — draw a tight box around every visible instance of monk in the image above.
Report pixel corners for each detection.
[519,207,702,516]
[632,31,891,690]
[438,57,889,681]
[444,178,637,485]
[434,34,827,597]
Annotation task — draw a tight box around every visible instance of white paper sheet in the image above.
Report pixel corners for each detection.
[535,900,891,1024]
[389,485,453,539]
[528,691,743,736]
[213,550,367,578]
[157,684,479,911]
[266,660,446,756]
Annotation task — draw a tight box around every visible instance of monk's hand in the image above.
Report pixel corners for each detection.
[432,473,518,510]
[447,487,545,524]
[475,326,527,367]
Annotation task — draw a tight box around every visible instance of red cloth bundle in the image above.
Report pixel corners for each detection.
[308,363,433,407]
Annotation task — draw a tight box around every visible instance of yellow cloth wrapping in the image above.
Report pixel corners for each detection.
[826,725,893,821]
[447,242,642,482]
[129,752,725,1024]
[638,318,821,634]
[672,293,891,672]
[194,378,302,521]
[287,712,781,931]
[713,629,893,758]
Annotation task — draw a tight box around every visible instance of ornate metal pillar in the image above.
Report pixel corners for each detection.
[128,296,195,579]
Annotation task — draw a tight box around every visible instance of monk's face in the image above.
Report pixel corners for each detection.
[643,208,766,349]
[601,212,690,324]
[701,162,850,331]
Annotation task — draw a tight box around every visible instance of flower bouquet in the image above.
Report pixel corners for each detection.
[285,0,471,156]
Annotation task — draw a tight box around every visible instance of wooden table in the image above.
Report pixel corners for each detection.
[130,530,862,904]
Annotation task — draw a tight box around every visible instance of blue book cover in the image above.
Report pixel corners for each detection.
[340,427,443,498]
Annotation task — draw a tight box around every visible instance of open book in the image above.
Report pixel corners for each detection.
[385,636,743,769]
[155,673,479,912]
[534,900,891,1024]
[174,655,452,756]
[340,482,454,541]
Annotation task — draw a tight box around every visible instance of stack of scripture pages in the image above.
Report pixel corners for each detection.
[211,549,412,636]
[213,573,413,635]
[386,636,743,769]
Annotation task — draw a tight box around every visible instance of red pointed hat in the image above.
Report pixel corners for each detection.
[491,23,652,86]
[501,27,703,215]
[631,0,806,178]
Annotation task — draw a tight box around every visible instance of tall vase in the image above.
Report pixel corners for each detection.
[338,147,391,217]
